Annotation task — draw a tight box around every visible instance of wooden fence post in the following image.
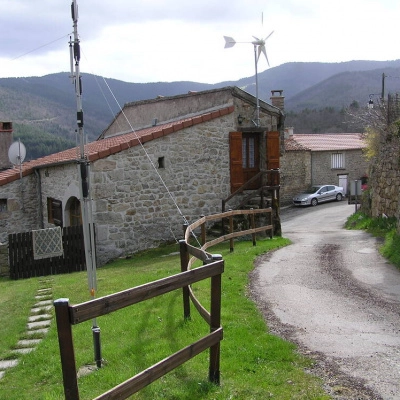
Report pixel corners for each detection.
[179,240,191,320]
[209,255,223,385]
[250,209,256,246]
[54,298,79,400]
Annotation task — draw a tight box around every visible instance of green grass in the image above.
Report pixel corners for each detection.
[345,211,400,268]
[0,238,330,399]
[0,278,39,358]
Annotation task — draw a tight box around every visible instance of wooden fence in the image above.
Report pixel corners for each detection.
[54,254,223,399]
[54,208,273,399]
[8,225,85,280]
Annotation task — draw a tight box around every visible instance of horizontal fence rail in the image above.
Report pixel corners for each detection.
[181,207,273,326]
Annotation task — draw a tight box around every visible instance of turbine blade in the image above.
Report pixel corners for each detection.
[264,31,274,41]
[258,45,270,66]
[224,36,236,48]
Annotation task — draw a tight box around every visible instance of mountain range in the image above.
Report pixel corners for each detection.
[1,59,400,159]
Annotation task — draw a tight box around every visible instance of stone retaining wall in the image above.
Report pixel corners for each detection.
[369,134,400,219]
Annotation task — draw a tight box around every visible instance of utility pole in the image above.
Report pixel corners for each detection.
[382,72,386,101]
[70,0,101,368]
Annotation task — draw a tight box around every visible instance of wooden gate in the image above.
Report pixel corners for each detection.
[8,225,86,280]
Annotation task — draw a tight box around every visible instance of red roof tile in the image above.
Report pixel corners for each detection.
[0,106,234,187]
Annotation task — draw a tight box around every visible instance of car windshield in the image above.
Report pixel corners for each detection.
[305,186,321,194]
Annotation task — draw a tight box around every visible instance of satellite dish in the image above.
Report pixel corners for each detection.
[8,140,26,166]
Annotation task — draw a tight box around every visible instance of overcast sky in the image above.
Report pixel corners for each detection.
[1,0,399,84]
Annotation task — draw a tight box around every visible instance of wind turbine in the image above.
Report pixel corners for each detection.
[224,30,274,127]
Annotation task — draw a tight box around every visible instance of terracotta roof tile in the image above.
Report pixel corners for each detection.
[0,105,234,186]
[286,133,366,152]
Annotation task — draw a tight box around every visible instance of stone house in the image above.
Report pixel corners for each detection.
[280,128,369,205]
[0,87,284,265]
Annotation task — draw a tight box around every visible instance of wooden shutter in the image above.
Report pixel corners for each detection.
[229,132,244,193]
[267,131,280,185]
[266,131,280,169]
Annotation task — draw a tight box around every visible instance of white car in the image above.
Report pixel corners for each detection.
[293,185,345,206]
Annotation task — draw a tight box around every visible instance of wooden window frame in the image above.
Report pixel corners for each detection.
[47,197,63,227]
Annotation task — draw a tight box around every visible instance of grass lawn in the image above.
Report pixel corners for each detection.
[0,238,330,399]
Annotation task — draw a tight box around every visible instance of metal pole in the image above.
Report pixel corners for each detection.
[70,0,101,367]
[254,45,260,127]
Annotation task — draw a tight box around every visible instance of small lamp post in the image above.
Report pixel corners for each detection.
[368,93,382,109]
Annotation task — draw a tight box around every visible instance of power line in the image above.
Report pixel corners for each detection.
[11,33,71,61]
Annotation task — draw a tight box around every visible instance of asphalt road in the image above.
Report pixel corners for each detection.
[250,200,400,399]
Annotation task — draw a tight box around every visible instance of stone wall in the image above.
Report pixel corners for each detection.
[92,110,264,265]
[0,174,41,243]
[0,243,8,277]
[369,136,400,218]
[311,150,369,189]
[39,162,81,229]
[280,150,311,205]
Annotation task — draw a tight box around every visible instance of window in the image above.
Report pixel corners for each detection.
[47,198,63,226]
[331,153,345,169]
[158,156,165,169]
[0,199,7,212]
[242,134,257,168]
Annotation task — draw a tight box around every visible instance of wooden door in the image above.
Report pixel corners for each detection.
[242,132,260,188]
[229,132,260,192]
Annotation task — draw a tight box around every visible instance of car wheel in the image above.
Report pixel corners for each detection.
[336,193,343,201]
[311,198,318,206]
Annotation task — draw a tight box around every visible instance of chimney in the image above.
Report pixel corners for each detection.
[284,126,294,139]
[270,90,284,110]
[0,122,13,169]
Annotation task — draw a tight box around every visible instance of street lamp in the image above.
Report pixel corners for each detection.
[368,93,381,109]
[368,72,400,108]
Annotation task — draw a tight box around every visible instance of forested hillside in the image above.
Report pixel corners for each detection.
[1,60,400,159]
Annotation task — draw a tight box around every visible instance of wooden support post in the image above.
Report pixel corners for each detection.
[182,222,188,239]
[250,209,256,246]
[179,240,191,320]
[200,215,206,245]
[209,256,223,385]
[221,201,226,237]
[54,298,79,400]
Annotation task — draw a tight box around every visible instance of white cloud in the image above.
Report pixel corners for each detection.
[1,0,400,83]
